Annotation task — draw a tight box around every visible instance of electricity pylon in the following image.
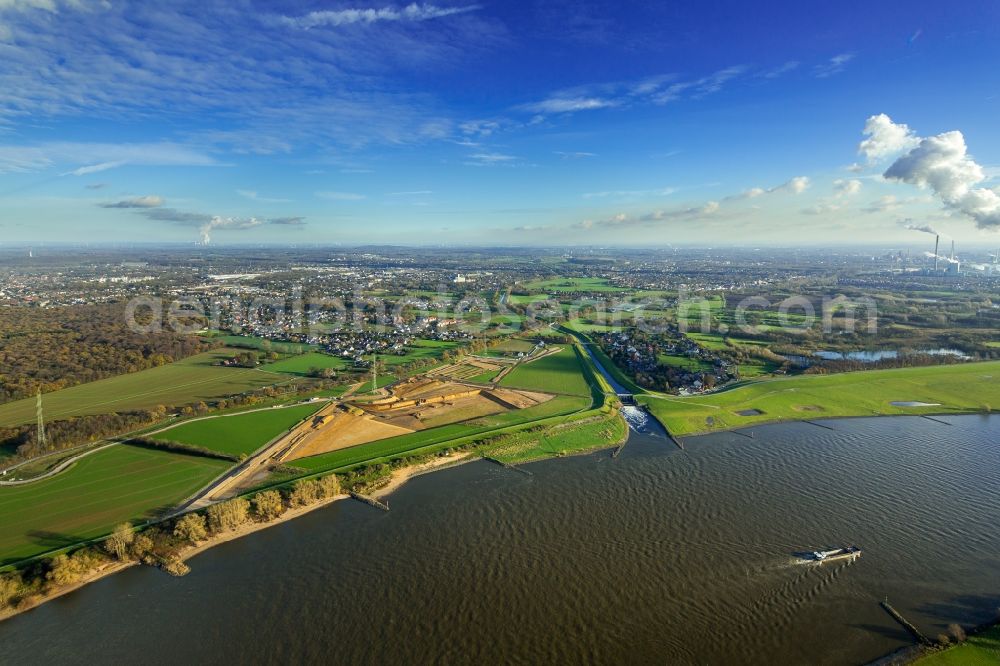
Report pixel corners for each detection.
[36,390,47,448]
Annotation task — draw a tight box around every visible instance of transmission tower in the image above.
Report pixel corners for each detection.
[36,390,47,448]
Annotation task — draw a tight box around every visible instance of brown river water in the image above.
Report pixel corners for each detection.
[1,414,998,665]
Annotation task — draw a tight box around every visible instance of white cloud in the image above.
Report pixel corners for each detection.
[520,97,617,114]
[883,126,1000,229]
[801,202,843,215]
[858,114,919,162]
[0,141,219,175]
[760,61,799,79]
[0,0,58,12]
[773,176,810,194]
[814,53,855,78]
[98,195,163,208]
[595,200,720,227]
[0,3,505,155]
[723,176,809,202]
[64,160,124,176]
[316,191,366,200]
[862,194,899,214]
[467,152,517,165]
[833,178,862,197]
[274,3,480,29]
[583,187,675,199]
[237,189,290,203]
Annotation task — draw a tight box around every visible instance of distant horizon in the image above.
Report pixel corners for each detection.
[2,240,999,253]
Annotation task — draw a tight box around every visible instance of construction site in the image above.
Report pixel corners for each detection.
[270,343,564,463]
[277,376,555,462]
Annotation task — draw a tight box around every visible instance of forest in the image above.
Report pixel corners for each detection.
[0,303,218,403]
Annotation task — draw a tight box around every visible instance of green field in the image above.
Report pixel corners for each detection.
[521,277,626,293]
[0,349,286,428]
[377,339,460,367]
[638,361,1000,436]
[565,317,624,333]
[467,369,501,383]
[500,346,592,396]
[0,445,230,565]
[487,338,537,354]
[216,334,317,354]
[916,626,1000,665]
[150,403,323,456]
[265,352,350,376]
[657,353,714,372]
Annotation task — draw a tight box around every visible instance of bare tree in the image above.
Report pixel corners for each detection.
[948,623,966,642]
[0,574,22,609]
[104,522,135,561]
[289,479,321,508]
[317,474,341,499]
[173,513,208,544]
[251,490,285,522]
[206,497,251,533]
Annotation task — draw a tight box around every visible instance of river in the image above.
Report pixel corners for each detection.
[2,414,999,664]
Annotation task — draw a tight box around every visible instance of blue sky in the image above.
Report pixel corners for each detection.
[1,0,999,246]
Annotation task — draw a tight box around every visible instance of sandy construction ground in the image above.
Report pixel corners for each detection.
[284,405,414,461]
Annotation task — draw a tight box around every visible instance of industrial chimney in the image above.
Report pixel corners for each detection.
[934,234,939,273]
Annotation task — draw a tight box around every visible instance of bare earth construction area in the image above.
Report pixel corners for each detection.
[280,378,554,462]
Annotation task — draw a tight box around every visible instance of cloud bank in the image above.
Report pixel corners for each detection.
[861,114,1000,229]
[98,195,163,208]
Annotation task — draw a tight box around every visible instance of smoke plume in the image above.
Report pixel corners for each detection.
[860,115,1000,230]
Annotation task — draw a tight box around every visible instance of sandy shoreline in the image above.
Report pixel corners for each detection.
[0,452,476,624]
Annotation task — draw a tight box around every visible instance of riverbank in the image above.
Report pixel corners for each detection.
[0,451,476,624]
[4,413,997,664]
[636,360,1000,437]
[0,410,629,623]
[868,621,1000,664]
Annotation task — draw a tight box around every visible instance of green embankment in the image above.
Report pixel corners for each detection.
[500,346,592,396]
[0,349,285,428]
[478,412,627,464]
[637,361,1000,436]
[915,626,1000,665]
[0,446,230,566]
[149,403,324,456]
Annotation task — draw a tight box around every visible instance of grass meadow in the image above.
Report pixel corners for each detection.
[0,445,229,565]
[500,346,592,396]
[150,402,323,456]
[638,361,1000,436]
[0,349,285,428]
